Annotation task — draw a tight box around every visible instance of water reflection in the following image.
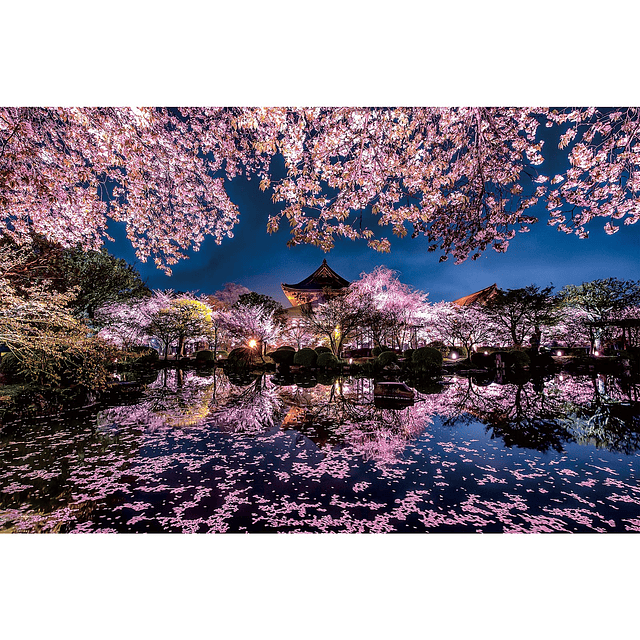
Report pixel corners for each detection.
[95,369,640,458]
[2,368,640,533]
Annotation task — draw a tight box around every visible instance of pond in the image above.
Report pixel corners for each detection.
[1,368,640,533]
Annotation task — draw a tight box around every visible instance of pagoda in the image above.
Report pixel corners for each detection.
[452,283,499,306]
[281,259,350,307]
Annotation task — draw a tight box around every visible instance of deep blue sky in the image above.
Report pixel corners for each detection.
[108,180,640,306]
[107,133,640,306]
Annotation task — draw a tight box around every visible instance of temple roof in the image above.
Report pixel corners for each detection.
[452,283,499,306]
[282,259,350,292]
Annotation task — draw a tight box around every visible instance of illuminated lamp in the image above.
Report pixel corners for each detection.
[248,339,257,349]
[450,352,458,360]
[594,350,599,356]
[557,350,563,356]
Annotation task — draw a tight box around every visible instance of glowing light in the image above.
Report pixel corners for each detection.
[557,350,563,357]
[248,339,257,349]
[349,358,353,365]
[451,352,458,360]
[594,350,599,356]
[484,351,488,355]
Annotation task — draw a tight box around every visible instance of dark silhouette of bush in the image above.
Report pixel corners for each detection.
[269,349,296,368]
[508,349,531,370]
[377,350,398,368]
[317,351,339,369]
[492,350,531,370]
[403,348,415,360]
[277,345,296,352]
[470,352,493,368]
[227,347,256,369]
[294,348,318,368]
[411,347,443,374]
[0,352,20,376]
[195,349,215,361]
[315,346,332,354]
[372,345,393,357]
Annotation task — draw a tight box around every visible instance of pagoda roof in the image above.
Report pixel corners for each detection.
[452,283,499,306]
[282,259,350,292]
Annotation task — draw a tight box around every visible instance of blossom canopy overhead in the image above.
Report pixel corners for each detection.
[2,107,639,273]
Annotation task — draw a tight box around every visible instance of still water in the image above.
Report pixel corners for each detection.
[1,369,639,533]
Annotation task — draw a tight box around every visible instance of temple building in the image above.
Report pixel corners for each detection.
[281,259,350,307]
[452,283,499,306]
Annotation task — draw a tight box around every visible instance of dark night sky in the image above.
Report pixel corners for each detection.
[107,147,640,307]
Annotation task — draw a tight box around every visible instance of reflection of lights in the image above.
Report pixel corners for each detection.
[349,358,353,365]
[248,339,257,349]
[559,375,565,381]
[557,350,563,357]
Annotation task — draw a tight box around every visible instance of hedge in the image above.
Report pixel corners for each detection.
[227,347,256,368]
[411,347,443,374]
[372,345,393,357]
[317,351,339,369]
[377,350,398,367]
[294,348,318,368]
[315,346,332,354]
[195,349,215,361]
[269,349,296,367]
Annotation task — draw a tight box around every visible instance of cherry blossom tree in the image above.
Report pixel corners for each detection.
[211,282,251,307]
[426,301,498,356]
[96,291,170,350]
[349,266,428,349]
[222,302,282,355]
[3,108,639,272]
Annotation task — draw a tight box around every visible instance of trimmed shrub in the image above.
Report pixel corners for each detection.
[269,349,296,368]
[377,350,398,368]
[294,348,318,368]
[277,345,296,352]
[317,351,339,369]
[195,349,215,361]
[372,345,393,357]
[411,347,443,374]
[314,346,332,354]
[403,349,415,360]
[227,347,256,369]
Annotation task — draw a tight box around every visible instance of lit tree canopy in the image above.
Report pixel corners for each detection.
[2,107,640,272]
[483,284,560,347]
